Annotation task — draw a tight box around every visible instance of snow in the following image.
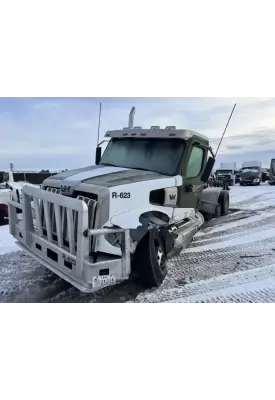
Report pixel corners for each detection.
[195,211,275,237]
[163,264,275,303]
[186,227,275,252]
[229,182,275,210]
[0,225,20,255]
[1,181,275,302]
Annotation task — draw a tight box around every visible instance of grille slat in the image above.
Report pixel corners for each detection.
[53,204,63,247]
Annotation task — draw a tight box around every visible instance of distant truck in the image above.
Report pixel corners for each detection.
[240,160,262,186]
[269,159,275,185]
[215,162,237,186]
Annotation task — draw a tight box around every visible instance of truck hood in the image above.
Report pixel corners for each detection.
[45,164,170,188]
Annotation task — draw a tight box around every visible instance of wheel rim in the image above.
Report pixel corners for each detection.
[155,240,166,272]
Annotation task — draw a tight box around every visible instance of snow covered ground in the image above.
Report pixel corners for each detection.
[1,182,275,302]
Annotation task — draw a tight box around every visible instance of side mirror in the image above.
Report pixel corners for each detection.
[201,157,215,183]
[95,146,102,165]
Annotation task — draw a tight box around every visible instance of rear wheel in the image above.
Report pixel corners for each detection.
[218,190,229,215]
[134,230,168,288]
[214,203,221,218]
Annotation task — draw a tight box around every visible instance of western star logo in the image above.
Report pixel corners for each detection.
[169,194,176,200]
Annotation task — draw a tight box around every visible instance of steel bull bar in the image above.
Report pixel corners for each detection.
[8,185,131,292]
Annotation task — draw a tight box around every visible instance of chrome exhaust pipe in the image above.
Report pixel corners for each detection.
[168,213,203,257]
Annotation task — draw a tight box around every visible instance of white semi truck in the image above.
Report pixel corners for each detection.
[215,162,237,186]
[8,108,230,293]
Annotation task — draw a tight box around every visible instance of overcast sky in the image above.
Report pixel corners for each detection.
[0,97,274,171]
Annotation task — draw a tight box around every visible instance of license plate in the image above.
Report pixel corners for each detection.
[92,275,116,289]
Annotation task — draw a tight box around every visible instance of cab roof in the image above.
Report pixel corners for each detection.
[105,127,209,144]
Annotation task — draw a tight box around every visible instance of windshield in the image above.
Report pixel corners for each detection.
[100,138,186,176]
[242,167,259,172]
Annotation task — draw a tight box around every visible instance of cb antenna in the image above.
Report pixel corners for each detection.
[96,102,102,147]
[215,103,236,158]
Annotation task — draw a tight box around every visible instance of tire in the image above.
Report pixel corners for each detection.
[218,190,229,216]
[134,229,168,288]
[214,203,221,218]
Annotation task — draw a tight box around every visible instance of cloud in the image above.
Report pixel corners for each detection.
[0,97,275,170]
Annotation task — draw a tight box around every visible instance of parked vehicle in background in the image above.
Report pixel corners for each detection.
[269,159,275,185]
[262,168,270,182]
[215,162,236,186]
[235,169,241,184]
[240,160,262,186]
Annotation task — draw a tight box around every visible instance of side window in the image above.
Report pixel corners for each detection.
[186,146,204,178]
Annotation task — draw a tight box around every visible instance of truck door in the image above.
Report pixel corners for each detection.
[177,142,207,210]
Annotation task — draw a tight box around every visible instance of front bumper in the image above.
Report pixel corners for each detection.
[9,185,131,293]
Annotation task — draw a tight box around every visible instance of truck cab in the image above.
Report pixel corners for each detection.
[240,161,262,186]
[215,162,236,186]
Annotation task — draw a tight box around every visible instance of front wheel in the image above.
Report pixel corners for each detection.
[134,230,168,288]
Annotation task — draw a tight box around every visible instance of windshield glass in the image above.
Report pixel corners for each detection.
[100,138,186,175]
[242,167,259,172]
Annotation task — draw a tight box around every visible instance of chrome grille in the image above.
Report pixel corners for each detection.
[38,188,97,252]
